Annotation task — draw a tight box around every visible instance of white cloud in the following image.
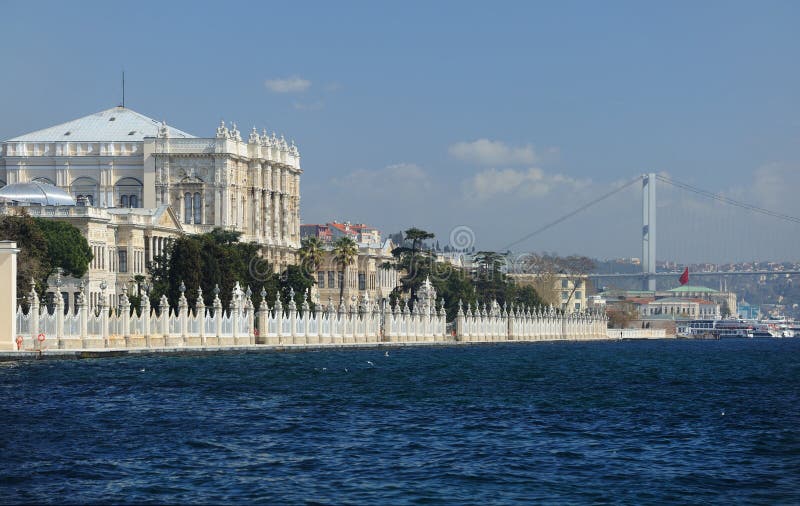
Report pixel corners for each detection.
[264,76,311,93]
[449,139,538,165]
[333,163,432,192]
[462,167,588,200]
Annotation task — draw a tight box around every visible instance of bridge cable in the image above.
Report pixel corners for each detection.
[501,175,644,251]
[655,174,800,225]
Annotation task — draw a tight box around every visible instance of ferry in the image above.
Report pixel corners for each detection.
[676,319,780,339]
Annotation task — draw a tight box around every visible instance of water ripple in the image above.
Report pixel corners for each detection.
[1,340,799,504]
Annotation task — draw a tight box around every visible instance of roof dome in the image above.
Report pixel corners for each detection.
[0,181,76,206]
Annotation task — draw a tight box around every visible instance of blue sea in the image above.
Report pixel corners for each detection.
[1,339,799,505]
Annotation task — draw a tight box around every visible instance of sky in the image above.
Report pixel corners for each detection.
[1,1,798,263]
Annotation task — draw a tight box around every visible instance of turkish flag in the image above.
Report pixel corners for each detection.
[679,267,689,285]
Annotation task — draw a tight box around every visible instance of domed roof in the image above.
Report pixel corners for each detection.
[0,181,76,206]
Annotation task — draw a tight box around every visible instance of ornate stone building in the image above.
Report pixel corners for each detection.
[0,106,302,268]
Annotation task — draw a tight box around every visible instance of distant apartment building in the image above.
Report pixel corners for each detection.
[301,221,382,246]
[508,273,589,314]
[302,221,398,305]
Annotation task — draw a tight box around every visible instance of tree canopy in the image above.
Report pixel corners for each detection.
[148,227,310,311]
[0,213,93,306]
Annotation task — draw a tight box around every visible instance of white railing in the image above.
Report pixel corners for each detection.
[13,283,619,351]
[606,328,667,339]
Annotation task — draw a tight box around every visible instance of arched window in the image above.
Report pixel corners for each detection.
[193,192,202,224]
[114,177,143,209]
[184,192,192,224]
[71,177,98,207]
[121,195,129,208]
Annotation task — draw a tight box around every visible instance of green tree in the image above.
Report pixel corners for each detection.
[391,227,436,306]
[0,213,52,306]
[332,236,358,304]
[36,218,92,279]
[280,264,316,310]
[404,227,435,256]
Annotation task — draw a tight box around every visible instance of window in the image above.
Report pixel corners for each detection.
[575,291,582,300]
[561,279,569,289]
[318,272,325,288]
[561,291,569,300]
[574,303,581,311]
[193,192,202,224]
[358,273,366,291]
[114,177,143,210]
[328,271,335,288]
[118,250,128,273]
[184,193,192,224]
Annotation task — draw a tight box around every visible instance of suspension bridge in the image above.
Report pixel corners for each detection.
[503,172,800,291]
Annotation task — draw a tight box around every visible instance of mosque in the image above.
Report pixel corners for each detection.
[0,106,302,309]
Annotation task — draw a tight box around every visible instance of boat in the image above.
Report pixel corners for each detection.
[677,319,756,339]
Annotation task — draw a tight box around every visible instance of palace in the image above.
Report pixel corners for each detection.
[0,106,303,308]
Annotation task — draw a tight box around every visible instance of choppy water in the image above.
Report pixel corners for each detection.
[1,340,799,505]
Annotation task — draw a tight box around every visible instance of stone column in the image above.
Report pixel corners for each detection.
[274,192,282,244]
[0,242,19,350]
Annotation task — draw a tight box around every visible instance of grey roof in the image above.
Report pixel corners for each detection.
[5,107,195,142]
[0,181,76,206]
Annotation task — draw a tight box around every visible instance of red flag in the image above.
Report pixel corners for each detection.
[679,267,689,285]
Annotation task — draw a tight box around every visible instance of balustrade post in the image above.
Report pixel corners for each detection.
[77,282,88,345]
[51,271,65,348]
[275,297,284,344]
[302,292,311,344]
[120,285,131,347]
[159,295,169,342]
[141,291,151,348]
[213,287,223,342]
[257,288,269,345]
[28,280,40,344]
[288,288,298,344]
[197,288,206,346]
[231,283,240,345]
[245,287,255,345]
[178,281,188,345]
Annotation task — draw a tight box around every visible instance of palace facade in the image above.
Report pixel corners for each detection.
[0,106,303,309]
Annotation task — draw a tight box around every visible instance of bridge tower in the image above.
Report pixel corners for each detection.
[642,173,657,291]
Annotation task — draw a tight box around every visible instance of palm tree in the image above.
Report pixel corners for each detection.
[332,236,358,304]
[298,236,325,280]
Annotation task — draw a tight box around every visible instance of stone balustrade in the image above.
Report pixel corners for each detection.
[454,301,609,342]
[12,277,625,351]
